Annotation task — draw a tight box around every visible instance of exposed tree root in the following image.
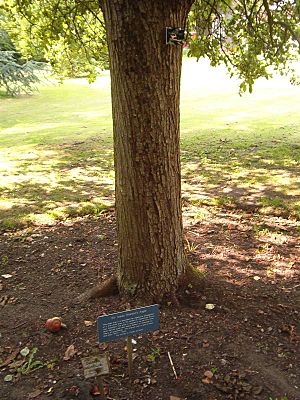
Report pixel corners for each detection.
[179,263,206,291]
[75,275,118,303]
[176,263,206,307]
[75,264,204,305]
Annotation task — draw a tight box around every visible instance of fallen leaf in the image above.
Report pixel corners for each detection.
[0,295,9,306]
[201,377,211,384]
[253,276,261,281]
[67,386,80,396]
[20,347,30,357]
[4,374,14,382]
[282,325,299,341]
[90,384,101,396]
[90,382,109,396]
[8,296,17,304]
[203,370,214,379]
[63,344,76,361]
[1,274,12,279]
[47,361,56,370]
[0,295,16,306]
[0,283,3,291]
[28,389,43,399]
[205,303,215,310]
[0,348,20,368]
[170,396,182,400]
[99,343,109,351]
[84,320,93,327]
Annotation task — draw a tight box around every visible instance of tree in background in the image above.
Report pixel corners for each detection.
[1,1,108,81]
[5,0,300,301]
[0,49,45,96]
[0,11,46,95]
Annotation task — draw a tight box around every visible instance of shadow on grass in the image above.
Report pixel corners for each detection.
[0,142,115,229]
[181,130,300,220]
[1,125,299,230]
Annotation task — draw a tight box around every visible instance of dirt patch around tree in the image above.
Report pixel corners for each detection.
[0,209,299,400]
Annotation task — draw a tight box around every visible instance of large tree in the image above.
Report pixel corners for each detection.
[100,0,195,301]
[5,0,300,301]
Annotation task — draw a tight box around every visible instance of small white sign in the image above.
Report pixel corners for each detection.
[81,355,109,379]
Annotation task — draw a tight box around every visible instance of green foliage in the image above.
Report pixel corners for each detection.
[146,347,161,362]
[1,0,299,89]
[0,11,47,96]
[0,23,13,50]
[0,49,46,96]
[187,0,300,93]
[16,347,45,375]
[185,239,199,252]
[2,0,108,80]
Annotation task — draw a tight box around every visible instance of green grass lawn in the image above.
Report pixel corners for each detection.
[0,60,299,229]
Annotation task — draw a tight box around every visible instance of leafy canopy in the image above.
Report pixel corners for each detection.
[1,0,108,81]
[2,0,300,90]
[188,0,300,92]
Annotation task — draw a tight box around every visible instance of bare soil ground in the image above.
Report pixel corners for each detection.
[0,208,299,400]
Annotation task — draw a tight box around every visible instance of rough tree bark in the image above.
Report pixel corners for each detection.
[101,0,195,302]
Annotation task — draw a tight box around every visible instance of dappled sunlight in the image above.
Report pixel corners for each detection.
[1,59,300,228]
[181,134,300,220]
[0,198,33,211]
[0,140,115,228]
[184,207,300,295]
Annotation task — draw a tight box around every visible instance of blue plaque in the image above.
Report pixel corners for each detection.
[97,304,160,342]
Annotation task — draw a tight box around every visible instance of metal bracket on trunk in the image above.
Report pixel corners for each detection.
[166,27,185,45]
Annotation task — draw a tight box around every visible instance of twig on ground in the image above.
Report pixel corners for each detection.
[167,351,178,379]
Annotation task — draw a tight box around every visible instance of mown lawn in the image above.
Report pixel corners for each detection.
[0,59,299,229]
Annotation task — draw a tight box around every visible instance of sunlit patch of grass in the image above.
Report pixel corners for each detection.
[258,197,288,209]
[252,224,289,244]
[0,200,111,230]
[252,224,270,236]
[190,196,235,207]
[257,196,297,218]
[185,239,200,253]
[211,196,235,207]
[0,218,20,230]
[33,201,109,224]
[193,208,211,220]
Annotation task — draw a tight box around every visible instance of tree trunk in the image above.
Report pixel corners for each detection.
[101,0,194,301]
